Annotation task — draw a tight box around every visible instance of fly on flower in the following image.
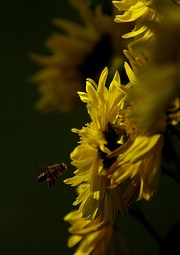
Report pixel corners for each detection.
[36,162,67,188]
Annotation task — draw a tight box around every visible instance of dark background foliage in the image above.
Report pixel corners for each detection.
[1,1,180,254]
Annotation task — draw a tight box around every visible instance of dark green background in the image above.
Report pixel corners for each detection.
[1,1,180,254]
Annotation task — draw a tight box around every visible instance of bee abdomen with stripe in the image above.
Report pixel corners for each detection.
[36,162,67,188]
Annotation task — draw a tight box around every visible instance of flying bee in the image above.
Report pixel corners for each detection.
[36,162,67,188]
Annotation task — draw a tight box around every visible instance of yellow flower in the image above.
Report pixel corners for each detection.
[123,46,149,74]
[145,2,180,66]
[64,209,113,255]
[113,0,161,43]
[125,3,180,133]
[105,38,180,202]
[125,64,180,135]
[107,134,164,202]
[29,0,129,112]
[106,59,179,203]
[64,67,130,223]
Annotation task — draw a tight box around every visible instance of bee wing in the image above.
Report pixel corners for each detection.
[37,163,48,171]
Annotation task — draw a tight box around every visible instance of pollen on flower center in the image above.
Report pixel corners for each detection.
[118,108,141,140]
[125,118,141,140]
[98,122,121,169]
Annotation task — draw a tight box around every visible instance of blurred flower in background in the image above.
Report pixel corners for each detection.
[29,0,131,113]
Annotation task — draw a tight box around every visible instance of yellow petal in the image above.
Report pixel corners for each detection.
[68,235,82,248]
[120,134,163,163]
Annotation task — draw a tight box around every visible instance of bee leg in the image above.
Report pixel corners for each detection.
[47,178,52,189]
[47,173,53,188]
[47,178,55,189]
[52,172,58,180]
[51,178,56,187]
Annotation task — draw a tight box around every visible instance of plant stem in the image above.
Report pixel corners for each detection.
[162,166,180,185]
[109,236,114,255]
[113,225,133,255]
[129,207,163,247]
[168,125,180,139]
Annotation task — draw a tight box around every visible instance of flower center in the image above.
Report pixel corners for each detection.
[98,122,121,169]
[79,35,113,80]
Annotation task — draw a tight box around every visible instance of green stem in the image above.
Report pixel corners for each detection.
[129,207,163,247]
[162,166,180,185]
[168,125,180,139]
[109,236,114,255]
[113,225,133,255]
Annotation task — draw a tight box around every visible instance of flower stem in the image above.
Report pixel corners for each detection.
[129,207,163,247]
[162,166,180,185]
[113,225,133,255]
[168,125,180,139]
[109,236,115,255]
